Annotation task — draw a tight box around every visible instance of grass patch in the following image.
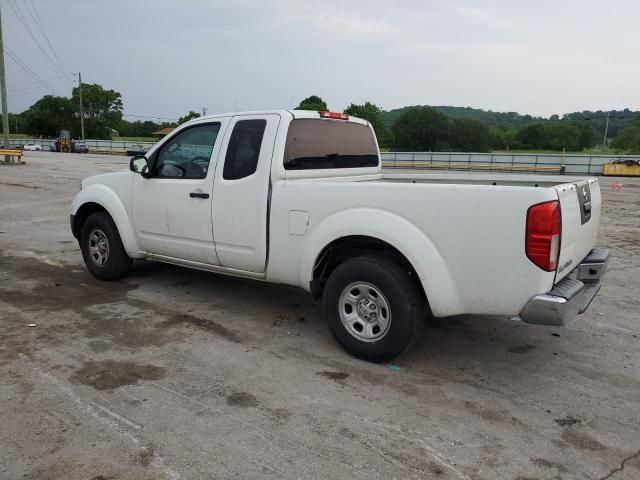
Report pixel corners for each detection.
[115,136,155,142]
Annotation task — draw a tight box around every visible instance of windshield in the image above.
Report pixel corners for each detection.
[284,119,379,170]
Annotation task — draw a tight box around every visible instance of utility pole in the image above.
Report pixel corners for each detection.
[0,2,11,161]
[78,72,85,140]
[602,111,610,151]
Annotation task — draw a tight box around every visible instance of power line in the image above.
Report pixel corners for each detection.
[5,46,56,91]
[9,74,70,89]
[11,77,71,88]
[4,46,56,93]
[16,73,69,83]
[8,78,72,94]
[23,0,72,75]
[25,0,71,74]
[5,0,67,77]
[7,89,56,98]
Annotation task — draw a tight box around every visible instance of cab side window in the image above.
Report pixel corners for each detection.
[223,120,267,180]
[154,124,220,179]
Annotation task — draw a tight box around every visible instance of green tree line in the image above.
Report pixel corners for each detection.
[6,84,199,140]
[14,83,124,139]
[297,95,640,153]
[8,89,640,153]
[611,117,640,153]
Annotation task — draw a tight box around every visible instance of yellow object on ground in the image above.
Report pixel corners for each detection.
[0,148,24,164]
[602,163,640,176]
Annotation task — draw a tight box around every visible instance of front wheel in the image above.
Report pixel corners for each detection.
[80,212,131,280]
[323,255,425,362]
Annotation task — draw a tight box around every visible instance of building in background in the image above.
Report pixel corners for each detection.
[152,127,174,139]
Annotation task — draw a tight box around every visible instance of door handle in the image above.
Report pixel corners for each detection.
[189,192,210,199]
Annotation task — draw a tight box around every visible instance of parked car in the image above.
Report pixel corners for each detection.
[70,110,609,362]
[73,143,89,154]
[22,143,42,151]
[126,144,149,156]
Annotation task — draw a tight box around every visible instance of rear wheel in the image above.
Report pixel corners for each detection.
[80,212,131,280]
[323,255,425,362]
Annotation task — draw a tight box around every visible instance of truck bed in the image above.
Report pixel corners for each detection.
[269,171,600,318]
[381,172,601,283]
[381,171,590,188]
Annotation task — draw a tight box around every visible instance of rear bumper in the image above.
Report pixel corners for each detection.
[520,247,609,326]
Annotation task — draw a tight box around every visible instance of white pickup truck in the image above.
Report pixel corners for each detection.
[71,110,609,362]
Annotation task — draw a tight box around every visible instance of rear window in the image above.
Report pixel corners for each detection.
[223,119,267,180]
[284,119,379,170]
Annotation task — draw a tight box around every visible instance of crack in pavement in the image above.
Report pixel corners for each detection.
[599,449,640,480]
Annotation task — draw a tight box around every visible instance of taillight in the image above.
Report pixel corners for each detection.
[319,111,349,120]
[526,200,561,271]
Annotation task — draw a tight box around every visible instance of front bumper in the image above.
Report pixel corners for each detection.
[70,213,78,239]
[520,247,609,326]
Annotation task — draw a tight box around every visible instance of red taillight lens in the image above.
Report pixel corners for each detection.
[526,200,561,271]
[319,111,349,120]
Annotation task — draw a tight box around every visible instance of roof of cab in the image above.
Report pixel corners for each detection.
[186,110,369,126]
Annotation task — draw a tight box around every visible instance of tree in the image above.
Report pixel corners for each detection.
[344,101,390,147]
[489,126,517,150]
[19,83,124,139]
[117,119,162,138]
[449,119,491,152]
[296,95,327,111]
[612,118,640,153]
[7,112,25,134]
[178,111,201,124]
[514,124,547,150]
[544,122,581,151]
[391,106,450,151]
[71,83,123,139]
[23,95,75,137]
[575,122,596,150]
[562,109,637,138]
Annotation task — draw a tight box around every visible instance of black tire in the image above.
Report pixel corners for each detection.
[80,212,131,280]
[322,255,425,362]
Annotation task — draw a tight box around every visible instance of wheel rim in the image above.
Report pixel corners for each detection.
[88,228,110,267]
[338,282,392,342]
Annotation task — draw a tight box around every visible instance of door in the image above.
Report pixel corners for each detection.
[131,120,228,264]
[212,114,280,272]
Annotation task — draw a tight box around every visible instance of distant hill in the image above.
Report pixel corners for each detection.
[382,106,639,137]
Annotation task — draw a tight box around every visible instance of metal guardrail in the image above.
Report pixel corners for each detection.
[381,152,640,175]
[10,139,640,175]
[10,138,156,154]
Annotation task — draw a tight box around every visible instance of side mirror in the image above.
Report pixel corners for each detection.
[130,155,150,177]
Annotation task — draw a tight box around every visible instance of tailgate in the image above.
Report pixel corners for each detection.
[554,178,601,281]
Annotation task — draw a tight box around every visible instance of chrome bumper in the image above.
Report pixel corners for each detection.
[520,247,609,326]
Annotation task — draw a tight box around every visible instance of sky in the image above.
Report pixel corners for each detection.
[4,0,639,121]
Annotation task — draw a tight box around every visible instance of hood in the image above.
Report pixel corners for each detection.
[82,169,131,189]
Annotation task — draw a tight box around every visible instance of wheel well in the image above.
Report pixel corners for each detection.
[72,202,107,239]
[311,235,425,303]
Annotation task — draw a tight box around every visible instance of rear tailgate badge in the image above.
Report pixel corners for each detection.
[558,258,573,273]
